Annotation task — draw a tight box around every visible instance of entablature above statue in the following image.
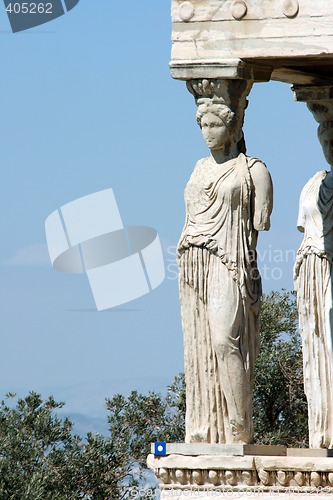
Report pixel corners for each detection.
[171,0,333,84]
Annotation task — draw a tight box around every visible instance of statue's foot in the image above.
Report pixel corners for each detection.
[186,427,210,443]
[229,419,251,444]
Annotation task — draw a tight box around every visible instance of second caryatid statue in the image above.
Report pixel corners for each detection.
[294,97,333,449]
[177,79,273,445]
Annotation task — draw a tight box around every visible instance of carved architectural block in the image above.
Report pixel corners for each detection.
[171,0,333,83]
[147,451,333,498]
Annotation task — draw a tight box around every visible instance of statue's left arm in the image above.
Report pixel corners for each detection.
[250,160,273,231]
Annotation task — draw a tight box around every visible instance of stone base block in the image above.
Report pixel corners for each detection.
[288,448,333,457]
[147,449,333,499]
[150,443,287,457]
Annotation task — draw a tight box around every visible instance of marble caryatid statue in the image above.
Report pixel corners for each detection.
[294,102,333,449]
[177,79,273,444]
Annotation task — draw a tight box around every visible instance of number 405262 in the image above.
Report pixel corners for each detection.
[6,3,53,14]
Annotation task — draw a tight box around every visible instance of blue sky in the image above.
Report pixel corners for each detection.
[0,1,324,418]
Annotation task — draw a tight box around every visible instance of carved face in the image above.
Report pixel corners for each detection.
[319,128,333,166]
[201,112,230,151]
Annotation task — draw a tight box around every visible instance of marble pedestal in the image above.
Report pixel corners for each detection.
[147,444,333,499]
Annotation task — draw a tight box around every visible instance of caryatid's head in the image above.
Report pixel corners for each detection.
[187,78,253,153]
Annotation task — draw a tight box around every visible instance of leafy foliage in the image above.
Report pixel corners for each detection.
[0,392,141,499]
[0,392,78,499]
[105,373,185,468]
[0,379,186,498]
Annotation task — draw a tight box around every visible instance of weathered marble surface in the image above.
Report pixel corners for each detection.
[178,79,273,445]
[171,1,333,83]
[293,88,333,449]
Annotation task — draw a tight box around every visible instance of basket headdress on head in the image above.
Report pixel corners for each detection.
[307,102,333,140]
[186,79,253,150]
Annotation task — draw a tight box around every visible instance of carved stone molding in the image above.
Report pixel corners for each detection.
[293,85,333,103]
[293,85,333,126]
[147,453,333,495]
[170,57,272,82]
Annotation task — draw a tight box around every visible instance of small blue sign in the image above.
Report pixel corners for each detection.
[154,442,167,456]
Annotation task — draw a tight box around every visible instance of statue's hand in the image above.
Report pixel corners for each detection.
[205,239,218,252]
[254,209,271,231]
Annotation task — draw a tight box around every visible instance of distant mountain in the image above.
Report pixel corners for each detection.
[49,375,171,418]
[60,412,109,437]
